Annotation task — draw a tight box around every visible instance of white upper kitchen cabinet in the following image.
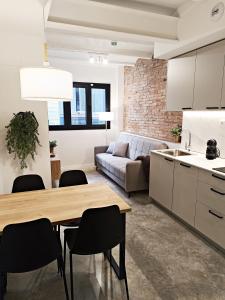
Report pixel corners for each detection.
[166,51,196,111]
[194,41,225,110]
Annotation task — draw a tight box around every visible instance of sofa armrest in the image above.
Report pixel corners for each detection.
[94,145,109,166]
[125,161,147,192]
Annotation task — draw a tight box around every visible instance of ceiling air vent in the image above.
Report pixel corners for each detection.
[211,2,224,21]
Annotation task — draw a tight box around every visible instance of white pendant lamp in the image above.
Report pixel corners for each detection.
[20,62,73,102]
[20,5,73,102]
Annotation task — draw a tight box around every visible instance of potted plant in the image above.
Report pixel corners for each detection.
[49,140,57,158]
[170,124,182,143]
[5,111,40,169]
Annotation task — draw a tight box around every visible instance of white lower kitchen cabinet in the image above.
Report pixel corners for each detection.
[172,161,198,226]
[149,153,174,210]
[195,201,225,249]
[150,150,225,250]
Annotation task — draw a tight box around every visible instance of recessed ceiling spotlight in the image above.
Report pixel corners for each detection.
[211,2,224,21]
[111,41,118,46]
[88,53,109,65]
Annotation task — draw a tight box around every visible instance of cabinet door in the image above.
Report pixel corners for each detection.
[172,162,198,226]
[194,41,225,110]
[166,52,196,111]
[149,154,174,210]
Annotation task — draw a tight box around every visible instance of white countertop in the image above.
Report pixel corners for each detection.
[151,149,225,176]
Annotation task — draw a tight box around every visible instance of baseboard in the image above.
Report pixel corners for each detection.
[61,163,96,173]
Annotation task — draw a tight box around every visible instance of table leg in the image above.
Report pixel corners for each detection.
[105,213,126,280]
[0,272,7,299]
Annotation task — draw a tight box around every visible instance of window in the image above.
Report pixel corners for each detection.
[48,82,110,130]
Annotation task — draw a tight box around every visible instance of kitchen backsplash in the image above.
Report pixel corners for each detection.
[182,111,225,159]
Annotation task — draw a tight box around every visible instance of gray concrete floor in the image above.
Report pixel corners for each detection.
[5,171,225,300]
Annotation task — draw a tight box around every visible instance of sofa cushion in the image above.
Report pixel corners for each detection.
[112,142,129,157]
[96,153,131,181]
[118,132,168,160]
[106,142,115,154]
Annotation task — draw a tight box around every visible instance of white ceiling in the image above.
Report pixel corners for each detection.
[89,0,190,15]
[47,0,177,64]
[129,0,188,9]
[46,0,208,64]
[46,29,154,65]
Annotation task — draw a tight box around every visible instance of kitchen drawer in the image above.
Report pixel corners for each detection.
[198,169,225,190]
[197,181,225,215]
[195,202,225,248]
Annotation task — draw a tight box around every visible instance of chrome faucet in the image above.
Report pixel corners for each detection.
[182,129,191,151]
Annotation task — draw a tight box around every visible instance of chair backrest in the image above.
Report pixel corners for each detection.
[59,170,88,188]
[71,205,123,255]
[0,218,61,273]
[12,174,45,193]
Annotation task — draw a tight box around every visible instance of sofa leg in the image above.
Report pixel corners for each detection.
[127,192,131,198]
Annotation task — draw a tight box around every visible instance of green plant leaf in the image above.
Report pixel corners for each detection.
[5,111,41,169]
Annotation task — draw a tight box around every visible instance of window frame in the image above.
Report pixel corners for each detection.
[49,82,111,131]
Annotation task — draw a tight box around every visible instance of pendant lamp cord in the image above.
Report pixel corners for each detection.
[42,4,49,65]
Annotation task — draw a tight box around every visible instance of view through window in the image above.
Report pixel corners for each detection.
[48,82,110,130]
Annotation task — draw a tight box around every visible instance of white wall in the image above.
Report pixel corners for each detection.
[0,0,51,194]
[48,57,124,171]
[182,111,225,158]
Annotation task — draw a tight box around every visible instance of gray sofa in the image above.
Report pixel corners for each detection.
[94,132,168,193]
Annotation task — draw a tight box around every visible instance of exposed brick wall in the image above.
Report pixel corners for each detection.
[124,58,182,143]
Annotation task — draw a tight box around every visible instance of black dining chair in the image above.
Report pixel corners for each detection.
[12,174,45,193]
[59,170,88,188]
[11,174,62,275]
[64,205,129,300]
[59,170,88,245]
[0,218,69,300]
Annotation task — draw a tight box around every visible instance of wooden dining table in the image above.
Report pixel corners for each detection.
[0,182,131,280]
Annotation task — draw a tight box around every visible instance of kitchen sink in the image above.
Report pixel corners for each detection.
[160,149,192,157]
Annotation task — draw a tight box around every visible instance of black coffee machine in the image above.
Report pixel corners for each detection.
[206,139,220,160]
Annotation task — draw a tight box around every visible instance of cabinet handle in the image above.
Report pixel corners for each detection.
[210,188,225,196]
[209,209,224,219]
[164,157,173,162]
[180,162,191,168]
[206,107,219,109]
[182,107,192,110]
[221,107,225,109]
[212,174,225,181]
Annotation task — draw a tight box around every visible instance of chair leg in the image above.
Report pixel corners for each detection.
[109,249,112,266]
[3,273,7,295]
[64,235,67,271]
[0,273,5,300]
[58,256,70,300]
[55,225,62,276]
[57,225,62,249]
[124,268,129,300]
[69,252,74,300]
